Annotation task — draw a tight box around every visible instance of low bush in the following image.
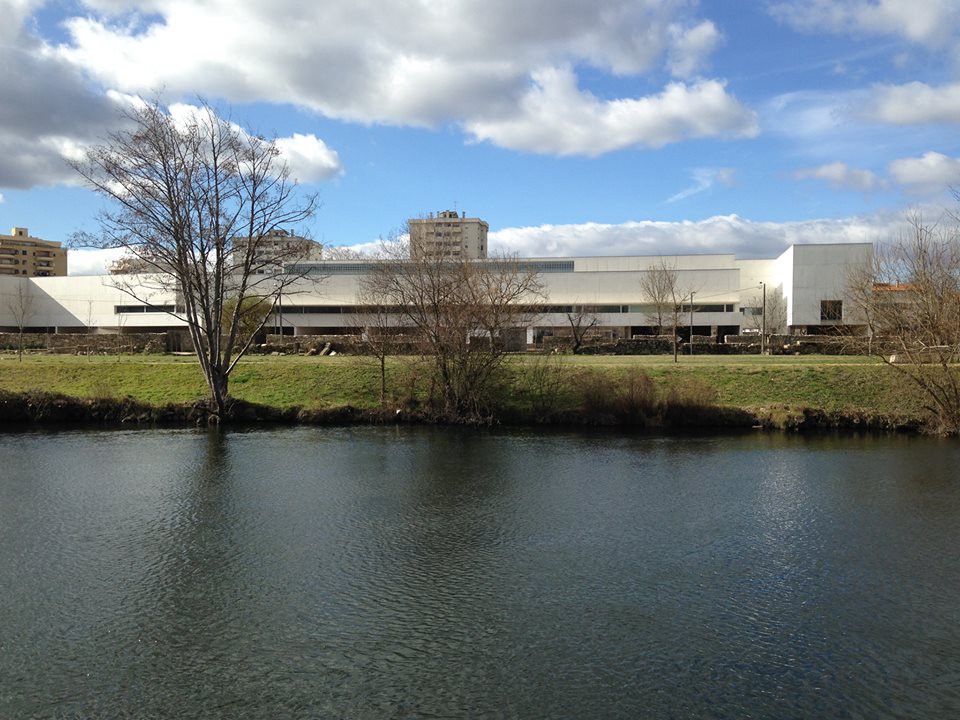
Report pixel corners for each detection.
[579,367,657,424]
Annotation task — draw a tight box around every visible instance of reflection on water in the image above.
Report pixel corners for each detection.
[1,427,959,718]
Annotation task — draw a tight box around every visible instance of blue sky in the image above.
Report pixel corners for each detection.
[2,0,959,272]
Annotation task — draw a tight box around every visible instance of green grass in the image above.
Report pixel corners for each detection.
[0,352,924,419]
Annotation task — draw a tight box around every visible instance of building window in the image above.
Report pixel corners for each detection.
[820,300,843,321]
[115,304,176,314]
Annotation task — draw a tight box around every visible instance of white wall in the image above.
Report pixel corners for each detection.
[788,244,871,327]
[0,244,875,334]
[25,275,182,330]
[0,275,26,327]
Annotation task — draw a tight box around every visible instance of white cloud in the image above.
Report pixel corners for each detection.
[0,3,126,189]
[466,69,757,155]
[166,102,345,181]
[485,212,906,259]
[0,192,4,203]
[666,20,721,78]
[864,81,960,125]
[770,0,959,46]
[53,0,743,156]
[260,210,925,263]
[665,167,736,203]
[67,247,128,275]
[274,134,343,182]
[1,0,43,40]
[795,162,883,191]
[888,152,960,193]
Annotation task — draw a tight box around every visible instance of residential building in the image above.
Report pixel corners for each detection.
[409,211,489,259]
[0,227,67,277]
[232,229,324,273]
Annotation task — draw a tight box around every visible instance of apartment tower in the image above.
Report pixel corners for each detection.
[0,227,67,277]
[409,210,489,260]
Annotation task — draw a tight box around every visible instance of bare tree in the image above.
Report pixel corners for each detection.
[845,212,960,433]
[844,257,880,355]
[639,258,692,362]
[355,270,397,408]
[365,241,546,420]
[70,99,318,420]
[4,280,34,362]
[323,245,368,260]
[565,306,599,354]
[640,258,674,335]
[743,289,787,335]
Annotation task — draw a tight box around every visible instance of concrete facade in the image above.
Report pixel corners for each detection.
[409,211,489,259]
[0,227,67,277]
[0,243,872,342]
[233,229,324,273]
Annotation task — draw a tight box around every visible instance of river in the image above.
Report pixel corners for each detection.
[1,427,958,718]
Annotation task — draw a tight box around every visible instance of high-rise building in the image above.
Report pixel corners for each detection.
[231,229,324,274]
[409,210,489,259]
[0,227,67,277]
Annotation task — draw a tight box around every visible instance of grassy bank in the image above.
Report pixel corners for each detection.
[0,353,927,431]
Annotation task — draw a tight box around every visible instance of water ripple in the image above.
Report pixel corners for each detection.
[0,428,958,718]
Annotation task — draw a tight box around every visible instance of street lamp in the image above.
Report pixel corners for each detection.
[760,282,767,355]
[689,291,695,356]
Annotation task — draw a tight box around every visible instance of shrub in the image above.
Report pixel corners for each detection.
[578,367,656,424]
[615,366,657,419]
[523,352,566,416]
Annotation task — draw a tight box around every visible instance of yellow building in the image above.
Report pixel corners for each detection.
[0,227,67,277]
[409,210,489,260]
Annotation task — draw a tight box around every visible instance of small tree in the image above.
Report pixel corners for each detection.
[4,280,34,362]
[640,258,674,335]
[70,99,318,420]
[365,241,545,420]
[565,307,599,354]
[640,258,692,362]
[743,289,787,335]
[355,274,396,408]
[221,295,273,351]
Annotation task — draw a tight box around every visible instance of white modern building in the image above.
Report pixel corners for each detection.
[0,242,871,343]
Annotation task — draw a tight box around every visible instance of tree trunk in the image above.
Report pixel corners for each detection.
[207,367,230,423]
[18,327,23,362]
[380,355,386,406]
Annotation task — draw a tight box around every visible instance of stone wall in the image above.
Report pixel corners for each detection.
[262,334,427,355]
[0,332,168,354]
[577,338,677,355]
[724,334,862,355]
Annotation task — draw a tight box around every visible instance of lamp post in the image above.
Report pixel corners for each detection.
[760,282,767,355]
[689,291,695,356]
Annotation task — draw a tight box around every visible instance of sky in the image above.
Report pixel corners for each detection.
[1,0,959,274]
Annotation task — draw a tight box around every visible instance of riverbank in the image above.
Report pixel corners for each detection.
[0,354,927,432]
[0,388,923,432]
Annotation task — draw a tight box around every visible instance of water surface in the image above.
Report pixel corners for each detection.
[1,427,958,718]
